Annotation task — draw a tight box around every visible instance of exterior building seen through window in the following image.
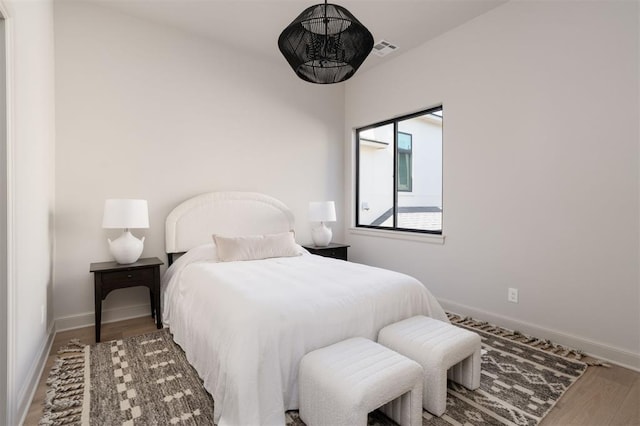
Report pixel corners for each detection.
[356,106,443,233]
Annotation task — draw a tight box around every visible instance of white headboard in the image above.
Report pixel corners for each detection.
[165,192,295,254]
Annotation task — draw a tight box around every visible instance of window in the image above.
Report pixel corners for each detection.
[356,106,443,233]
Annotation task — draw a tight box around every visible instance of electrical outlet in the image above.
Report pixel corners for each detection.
[508,288,519,303]
[41,305,45,325]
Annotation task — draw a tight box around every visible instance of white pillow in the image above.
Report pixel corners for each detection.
[213,231,302,262]
[162,243,218,288]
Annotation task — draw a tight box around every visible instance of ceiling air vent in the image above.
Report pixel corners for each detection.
[372,40,398,57]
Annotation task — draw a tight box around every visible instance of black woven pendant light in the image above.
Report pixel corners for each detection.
[278,1,374,84]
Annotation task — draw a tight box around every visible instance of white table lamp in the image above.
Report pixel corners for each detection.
[102,199,149,264]
[309,201,336,247]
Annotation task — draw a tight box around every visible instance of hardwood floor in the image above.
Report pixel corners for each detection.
[25,317,640,425]
[541,362,640,426]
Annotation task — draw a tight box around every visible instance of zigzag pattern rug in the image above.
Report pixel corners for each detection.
[40,315,590,426]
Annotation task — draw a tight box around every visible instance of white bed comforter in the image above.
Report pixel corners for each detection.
[162,247,447,426]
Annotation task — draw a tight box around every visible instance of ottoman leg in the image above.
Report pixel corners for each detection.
[408,381,423,426]
[302,396,367,426]
[424,368,448,417]
[448,348,481,390]
[380,382,422,426]
[332,402,367,426]
[301,383,368,426]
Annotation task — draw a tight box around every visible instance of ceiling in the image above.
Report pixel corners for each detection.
[96,0,507,73]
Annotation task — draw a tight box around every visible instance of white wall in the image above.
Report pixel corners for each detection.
[3,0,56,422]
[345,1,639,368]
[0,12,7,425]
[53,2,345,328]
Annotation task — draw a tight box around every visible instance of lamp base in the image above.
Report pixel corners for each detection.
[108,231,145,264]
[311,223,332,247]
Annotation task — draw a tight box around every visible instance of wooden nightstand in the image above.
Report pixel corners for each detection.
[90,257,164,342]
[302,243,350,261]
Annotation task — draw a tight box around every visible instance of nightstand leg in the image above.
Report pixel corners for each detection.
[154,289,161,329]
[149,289,155,319]
[153,265,161,329]
[94,286,102,343]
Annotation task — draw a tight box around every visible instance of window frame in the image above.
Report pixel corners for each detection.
[355,105,443,235]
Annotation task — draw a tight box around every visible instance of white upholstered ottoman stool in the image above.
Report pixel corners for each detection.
[378,316,481,417]
[299,337,423,426]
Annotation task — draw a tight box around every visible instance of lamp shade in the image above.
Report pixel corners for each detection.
[102,199,149,229]
[309,201,336,222]
[278,1,374,84]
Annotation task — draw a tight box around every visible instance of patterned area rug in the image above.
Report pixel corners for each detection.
[40,315,591,425]
[40,330,215,425]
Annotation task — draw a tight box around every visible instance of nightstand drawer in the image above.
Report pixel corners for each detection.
[101,268,153,286]
[302,243,349,261]
[319,248,344,259]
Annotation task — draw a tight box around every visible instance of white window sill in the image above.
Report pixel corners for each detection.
[348,227,445,244]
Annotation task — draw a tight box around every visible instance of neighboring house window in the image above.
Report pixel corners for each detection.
[356,106,443,234]
[397,132,412,192]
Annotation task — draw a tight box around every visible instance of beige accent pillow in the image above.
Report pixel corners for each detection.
[213,231,302,262]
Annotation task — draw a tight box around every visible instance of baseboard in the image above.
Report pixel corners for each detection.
[55,303,152,332]
[16,322,55,425]
[439,298,640,372]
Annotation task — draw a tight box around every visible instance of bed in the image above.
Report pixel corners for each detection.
[161,191,448,426]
